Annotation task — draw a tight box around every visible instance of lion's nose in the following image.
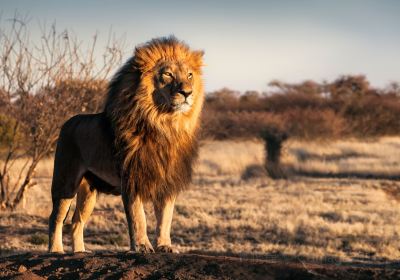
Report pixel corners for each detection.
[178,90,192,98]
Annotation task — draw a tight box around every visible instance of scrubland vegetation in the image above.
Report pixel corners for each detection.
[202,77,400,140]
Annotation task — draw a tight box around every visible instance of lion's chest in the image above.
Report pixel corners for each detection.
[129,134,194,181]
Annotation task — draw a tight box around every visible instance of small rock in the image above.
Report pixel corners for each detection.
[18,265,27,273]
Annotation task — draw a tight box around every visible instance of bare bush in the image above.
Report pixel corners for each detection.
[0,15,123,210]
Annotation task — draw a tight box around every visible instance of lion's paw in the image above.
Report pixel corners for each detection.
[156,245,178,253]
[134,243,155,253]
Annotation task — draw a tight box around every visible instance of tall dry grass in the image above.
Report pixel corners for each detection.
[1,138,400,262]
[285,137,400,177]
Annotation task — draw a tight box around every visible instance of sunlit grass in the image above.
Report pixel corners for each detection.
[2,138,400,261]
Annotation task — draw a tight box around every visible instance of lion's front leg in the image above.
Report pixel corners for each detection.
[154,195,177,253]
[122,188,154,253]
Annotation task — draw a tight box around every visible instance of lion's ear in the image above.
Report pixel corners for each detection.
[190,50,204,70]
[194,50,204,58]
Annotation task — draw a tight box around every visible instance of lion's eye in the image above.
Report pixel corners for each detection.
[188,73,193,80]
[163,72,173,78]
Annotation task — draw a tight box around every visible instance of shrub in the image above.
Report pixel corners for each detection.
[27,233,48,245]
[202,75,400,140]
[281,108,347,139]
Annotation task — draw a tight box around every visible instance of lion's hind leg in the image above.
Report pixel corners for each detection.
[48,121,86,253]
[71,179,97,253]
[48,197,73,253]
[48,164,81,253]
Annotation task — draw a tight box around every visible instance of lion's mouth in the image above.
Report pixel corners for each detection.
[172,101,191,113]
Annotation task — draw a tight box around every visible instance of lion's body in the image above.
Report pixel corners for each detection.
[48,37,204,253]
[52,113,120,197]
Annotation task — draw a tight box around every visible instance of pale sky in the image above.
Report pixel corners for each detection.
[1,0,400,92]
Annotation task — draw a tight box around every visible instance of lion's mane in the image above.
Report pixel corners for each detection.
[104,36,204,202]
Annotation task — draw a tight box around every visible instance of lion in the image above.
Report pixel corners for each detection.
[48,36,204,253]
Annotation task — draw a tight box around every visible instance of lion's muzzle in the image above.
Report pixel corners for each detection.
[178,89,192,98]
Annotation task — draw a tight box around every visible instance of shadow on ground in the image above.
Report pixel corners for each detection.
[293,170,400,181]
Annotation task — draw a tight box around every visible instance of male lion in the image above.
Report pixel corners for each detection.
[48,36,204,253]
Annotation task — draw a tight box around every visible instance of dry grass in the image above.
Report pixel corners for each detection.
[196,140,264,177]
[1,138,400,262]
[285,137,400,177]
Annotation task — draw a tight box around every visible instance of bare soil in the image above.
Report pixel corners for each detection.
[1,252,399,280]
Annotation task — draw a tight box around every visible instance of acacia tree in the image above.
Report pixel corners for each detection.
[0,15,124,210]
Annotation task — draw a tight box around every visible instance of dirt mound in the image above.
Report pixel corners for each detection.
[0,252,399,280]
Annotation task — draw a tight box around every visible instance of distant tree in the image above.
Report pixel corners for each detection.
[268,80,290,93]
[268,79,322,95]
[385,82,400,97]
[329,75,370,99]
[294,80,321,95]
[240,90,260,103]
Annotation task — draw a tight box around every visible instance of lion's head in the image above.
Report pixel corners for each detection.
[104,36,204,201]
[105,36,204,134]
[148,58,198,113]
[134,37,203,118]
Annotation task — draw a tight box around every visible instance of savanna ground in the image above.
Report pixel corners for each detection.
[1,138,400,279]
